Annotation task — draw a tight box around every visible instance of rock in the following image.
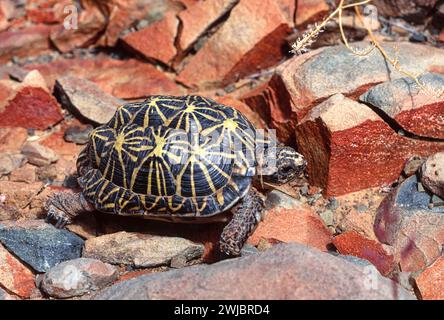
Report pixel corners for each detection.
[0,244,35,298]
[414,255,444,300]
[49,2,106,53]
[371,0,439,22]
[39,129,79,158]
[21,142,58,167]
[295,94,444,196]
[64,125,94,145]
[295,0,329,26]
[419,152,444,199]
[0,220,84,273]
[177,0,239,52]
[248,191,332,251]
[0,180,44,211]
[0,153,26,176]
[244,42,444,144]
[55,76,123,125]
[9,163,36,183]
[176,0,291,88]
[0,287,15,300]
[375,175,444,273]
[0,127,28,153]
[83,232,204,268]
[402,156,426,177]
[0,71,64,130]
[333,231,395,276]
[95,0,179,47]
[0,1,14,32]
[0,25,52,63]
[360,73,444,140]
[41,258,119,298]
[94,243,414,300]
[122,12,178,66]
[27,57,182,99]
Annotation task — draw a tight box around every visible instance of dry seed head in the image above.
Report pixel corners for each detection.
[291,22,325,55]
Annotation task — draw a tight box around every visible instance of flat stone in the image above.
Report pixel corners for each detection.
[414,255,444,300]
[360,73,444,139]
[248,191,332,251]
[0,287,16,300]
[55,76,123,125]
[0,244,35,298]
[83,232,204,268]
[0,153,26,176]
[122,12,178,65]
[375,175,444,272]
[0,127,28,153]
[41,258,119,298]
[177,0,239,51]
[333,231,395,276]
[0,71,63,130]
[0,220,84,273]
[295,0,329,26]
[176,0,291,88]
[9,163,36,183]
[93,243,414,300]
[21,141,59,167]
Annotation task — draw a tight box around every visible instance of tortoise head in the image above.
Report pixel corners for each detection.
[261,146,307,185]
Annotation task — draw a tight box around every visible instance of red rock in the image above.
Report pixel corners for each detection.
[333,231,395,276]
[248,201,332,252]
[177,0,239,51]
[50,1,106,53]
[375,175,444,273]
[0,71,63,130]
[439,28,444,42]
[122,12,178,66]
[295,0,329,26]
[0,25,52,63]
[295,94,444,196]
[0,86,63,130]
[0,1,14,32]
[276,0,297,26]
[0,127,28,153]
[360,73,444,139]
[9,163,36,184]
[0,244,36,298]
[176,0,291,89]
[215,95,267,129]
[25,0,70,25]
[414,256,444,300]
[26,57,182,99]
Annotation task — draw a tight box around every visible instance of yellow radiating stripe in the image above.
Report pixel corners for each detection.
[98,186,119,204]
[155,161,162,196]
[196,160,216,194]
[147,160,154,195]
[202,157,231,180]
[194,110,220,122]
[190,112,203,132]
[200,123,223,136]
[217,191,224,205]
[175,156,193,195]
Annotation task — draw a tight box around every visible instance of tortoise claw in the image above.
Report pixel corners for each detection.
[45,205,72,229]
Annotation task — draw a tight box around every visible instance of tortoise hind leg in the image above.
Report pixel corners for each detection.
[219,188,265,256]
[45,192,94,228]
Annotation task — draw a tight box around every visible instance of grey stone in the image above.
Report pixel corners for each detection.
[420,152,444,199]
[41,258,118,298]
[21,142,58,167]
[94,243,415,300]
[55,76,124,125]
[0,220,84,272]
[83,232,204,268]
[0,153,26,176]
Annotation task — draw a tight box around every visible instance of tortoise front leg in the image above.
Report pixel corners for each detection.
[219,188,265,256]
[45,192,95,228]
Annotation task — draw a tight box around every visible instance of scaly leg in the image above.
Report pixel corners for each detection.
[45,192,95,228]
[219,188,265,256]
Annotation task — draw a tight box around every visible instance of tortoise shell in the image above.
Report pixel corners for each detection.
[77,95,265,219]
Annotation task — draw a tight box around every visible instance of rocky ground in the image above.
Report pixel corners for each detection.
[0,0,444,300]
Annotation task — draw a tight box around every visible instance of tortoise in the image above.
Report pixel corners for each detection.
[45,95,306,255]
